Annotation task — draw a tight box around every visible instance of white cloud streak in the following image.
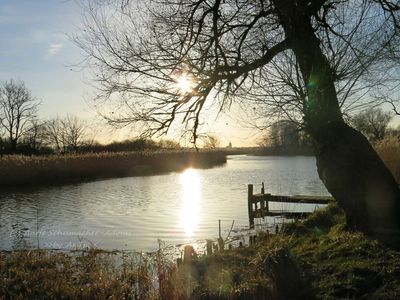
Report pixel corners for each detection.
[47,43,64,57]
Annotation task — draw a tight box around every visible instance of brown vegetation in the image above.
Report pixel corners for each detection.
[0,150,226,187]
[0,249,159,299]
[375,136,400,183]
[2,204,400,299]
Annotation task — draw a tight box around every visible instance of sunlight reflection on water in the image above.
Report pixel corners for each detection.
[0,155,329,251]
[179,168,201,237]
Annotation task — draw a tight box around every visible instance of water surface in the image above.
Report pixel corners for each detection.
[0,155,328,251]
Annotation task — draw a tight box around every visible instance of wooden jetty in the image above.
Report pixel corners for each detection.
[248,183,334,228]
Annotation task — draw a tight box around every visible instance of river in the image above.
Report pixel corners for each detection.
[0,155,329,251]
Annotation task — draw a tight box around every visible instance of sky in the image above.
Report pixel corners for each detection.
[0,1,89,117]
[0,0,260,147]
[1,1,398,147]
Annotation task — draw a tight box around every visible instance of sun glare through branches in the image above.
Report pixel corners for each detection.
[176,75,193,94]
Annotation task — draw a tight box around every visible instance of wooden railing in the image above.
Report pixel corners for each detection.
[248,183,334,228]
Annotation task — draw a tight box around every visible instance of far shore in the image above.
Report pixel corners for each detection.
[0,148,322,189]
[0,150,228,188]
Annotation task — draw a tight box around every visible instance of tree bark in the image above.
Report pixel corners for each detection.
[315,123,400,247]
[10,138,17,154]
[273,0,400,247]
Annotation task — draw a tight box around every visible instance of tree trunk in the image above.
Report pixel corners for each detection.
[273,0,400,247]
[10,138,17,154]
[315,122,400,247]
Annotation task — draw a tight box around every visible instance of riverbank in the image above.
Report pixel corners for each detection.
[0,150,227,187]
[2,204,399,299]
[252,146,315,156]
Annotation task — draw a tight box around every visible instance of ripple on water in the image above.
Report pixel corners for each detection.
[0,156,328,251]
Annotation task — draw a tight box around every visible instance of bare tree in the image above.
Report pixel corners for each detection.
[158,139,182,149]
[0,79,39,153]
[202,134,220,149]
[45,118,64,153]
[352,108,393,141]
[21,119,48,154]
[75,1,400,246]
[62,115,87,152]
[261,120,300,149]
[45,116,88,153]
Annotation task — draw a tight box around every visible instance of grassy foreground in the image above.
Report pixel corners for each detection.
[0,150,226,187]
[1,204,400,299]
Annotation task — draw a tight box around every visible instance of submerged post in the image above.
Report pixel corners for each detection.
[218,219,224,251]
[219,219,221,239]
[206,239,213,256]
[248,184,254,229]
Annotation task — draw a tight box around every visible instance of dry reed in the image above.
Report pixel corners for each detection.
[375,136,400,183]
[0,150,226,187]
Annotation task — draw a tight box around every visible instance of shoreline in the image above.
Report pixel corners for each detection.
[0,150,227,188]
[2,204,400,299]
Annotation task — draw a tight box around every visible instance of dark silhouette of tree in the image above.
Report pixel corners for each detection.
[45,118,63,153]
[352,108,393,142]
[268,120,300,149]
[158,139,182,150]
[0,79,39,153]
[45,116,89,153]
[21,119,48,154]
[202,134,220,149]
[75,0,400,247]
[259,119,313,154]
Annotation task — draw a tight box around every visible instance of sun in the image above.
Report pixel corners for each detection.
[177,75,192,94]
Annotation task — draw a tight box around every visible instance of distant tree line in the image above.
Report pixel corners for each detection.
[351,107,399,142]
[258,120,314,155]
[0,79,182,156]
[260,108,398,155]
[80,138,182,153]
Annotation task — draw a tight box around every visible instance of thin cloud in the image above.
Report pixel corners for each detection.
[47,43,64,57]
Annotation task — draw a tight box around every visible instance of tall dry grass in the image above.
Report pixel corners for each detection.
[0,150,226,187]
[0,248,188,299]
[374,136,400,183]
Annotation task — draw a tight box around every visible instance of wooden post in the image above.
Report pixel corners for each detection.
[183,245,197,264]
[206,239,213,256]
[219,219,221,239]
[261,182,265,194]
[218,219,224,251]
[248,184,254,229]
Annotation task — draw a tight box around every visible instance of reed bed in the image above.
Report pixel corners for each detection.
[375,136,400,183]
[0,150,226,187]
[0,248,185,299]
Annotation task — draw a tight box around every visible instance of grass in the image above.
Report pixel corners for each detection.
[280,205,400,299]
[169,203,400,299]
[2,204,400,299]
[0,150,227,187]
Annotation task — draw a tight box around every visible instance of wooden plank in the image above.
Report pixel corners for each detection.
[248,183,335,225]
[253,209,311,219]
[252,194,334,205]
